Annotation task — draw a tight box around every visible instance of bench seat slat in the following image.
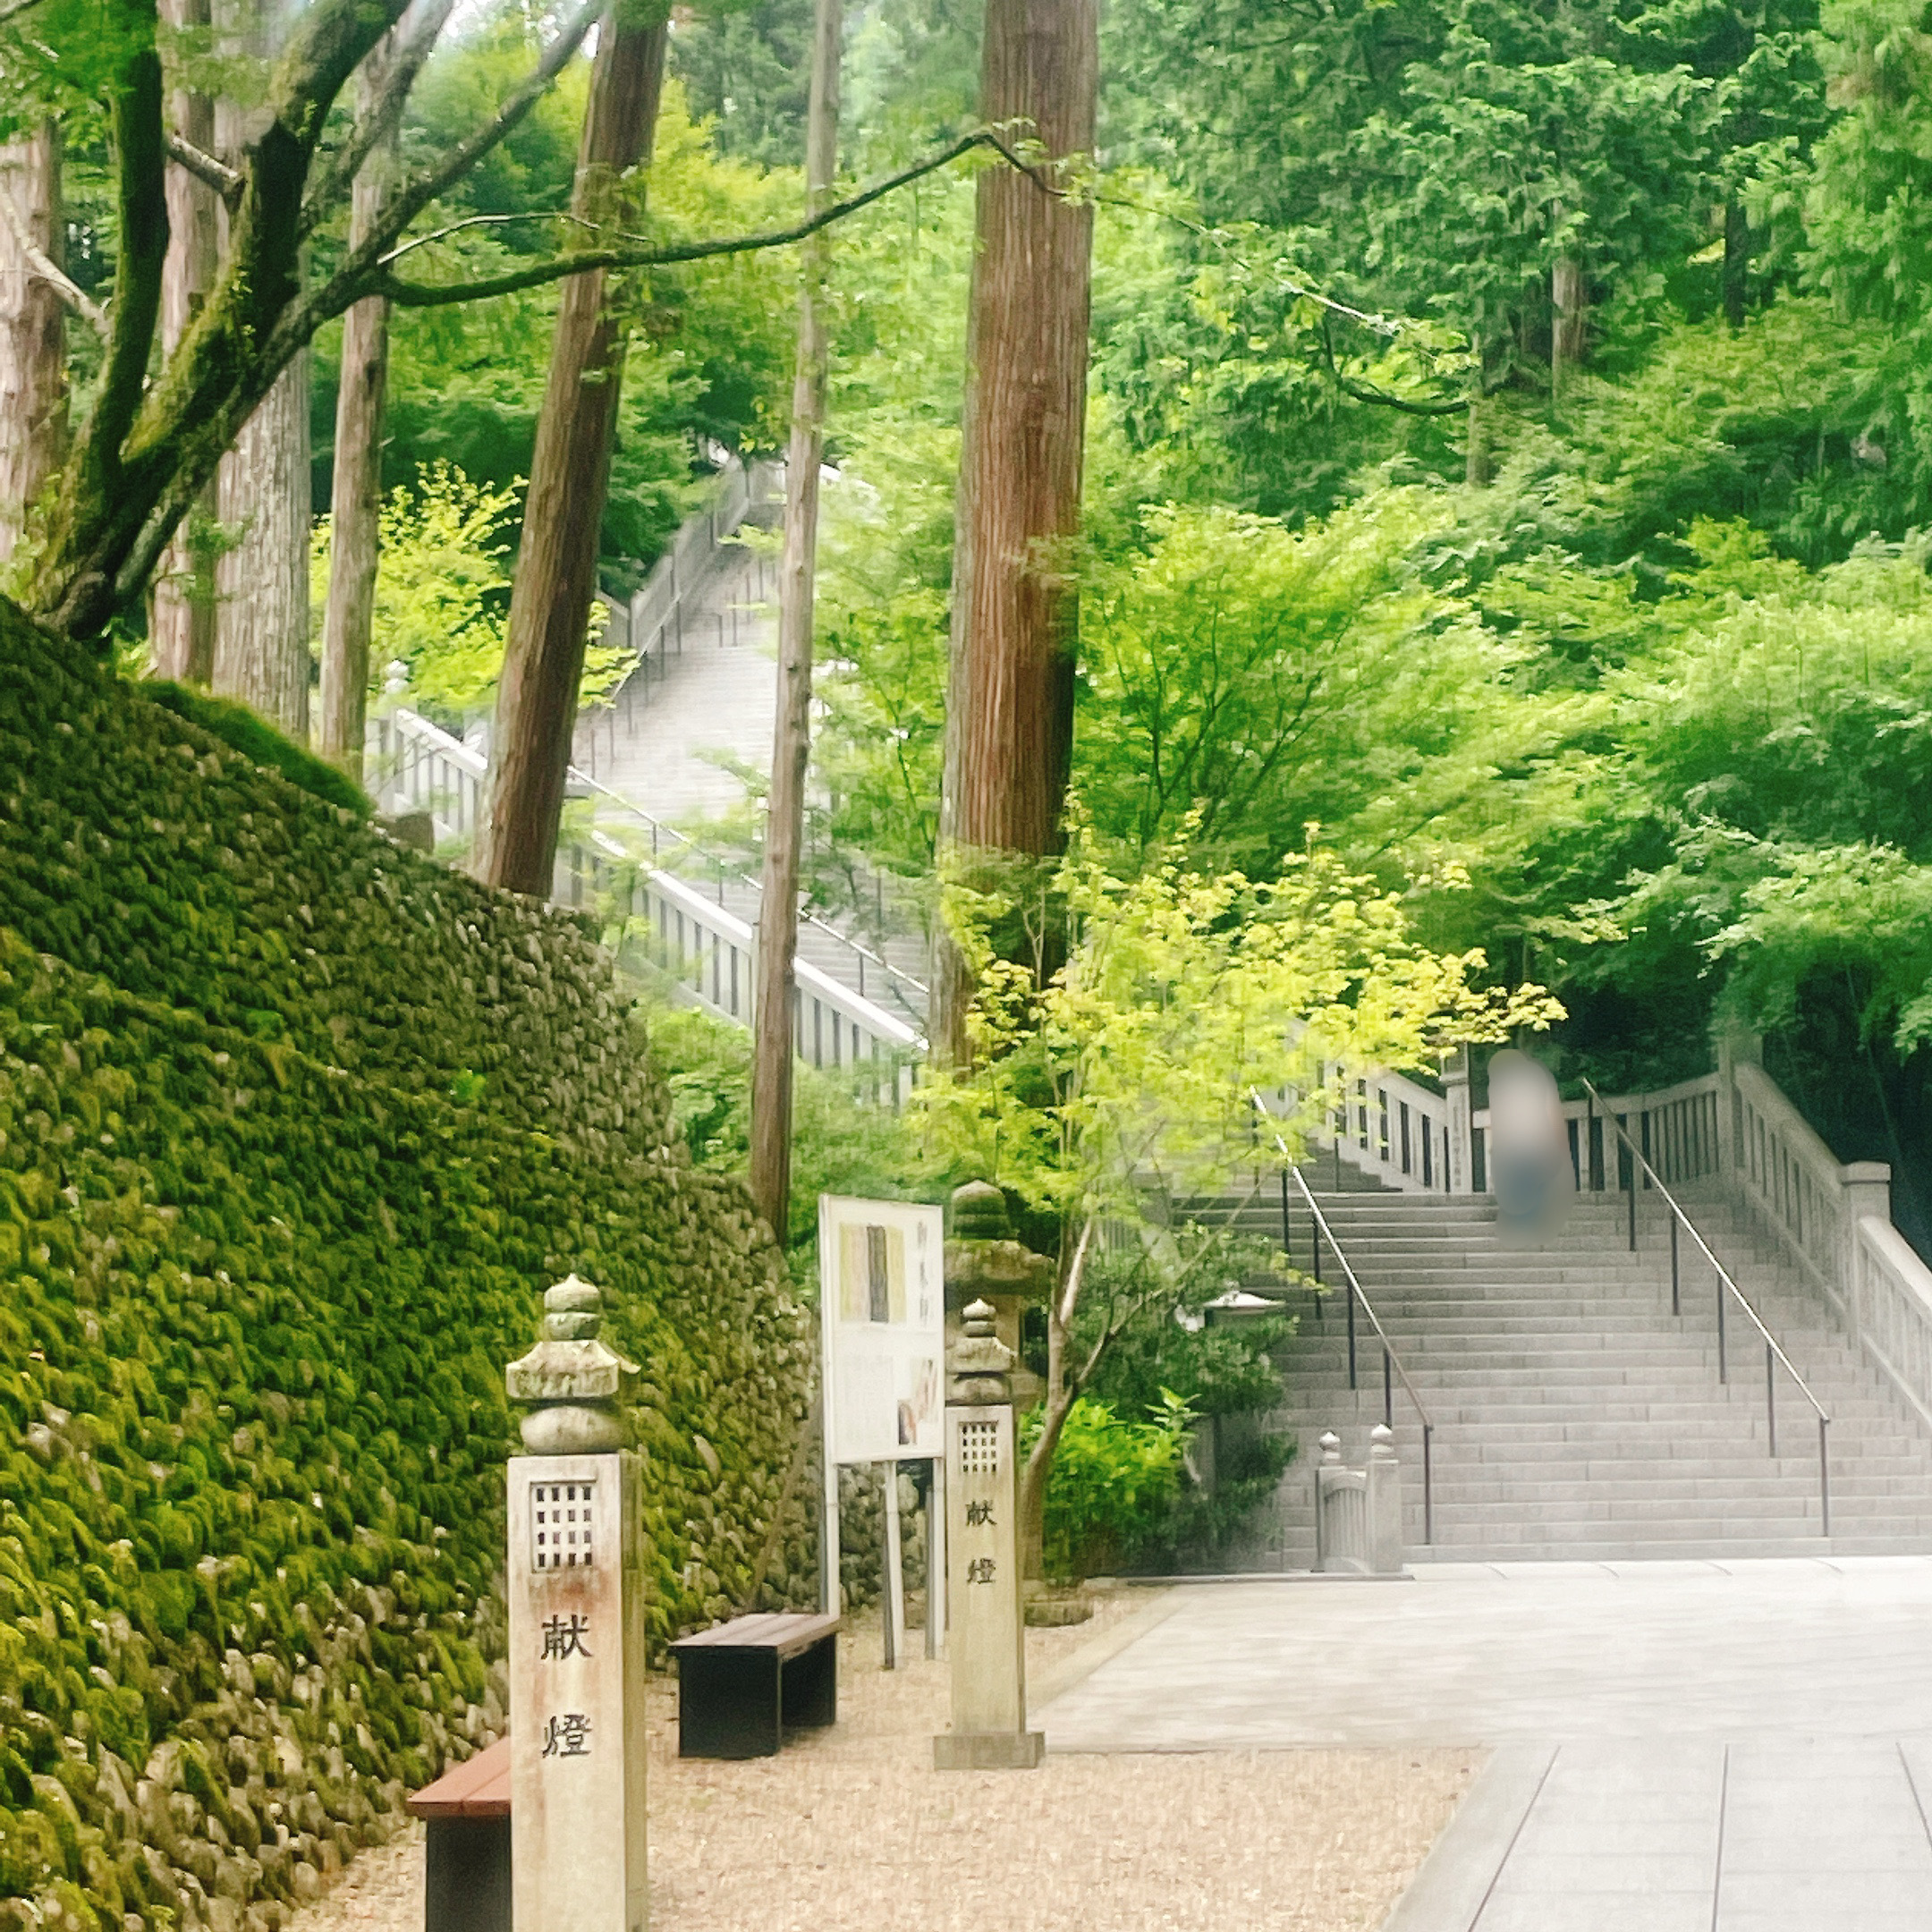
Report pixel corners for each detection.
[409,1736,511,1819]
[670,1611,839,1660]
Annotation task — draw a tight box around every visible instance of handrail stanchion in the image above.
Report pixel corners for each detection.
[1627,1137,1638,1252]
[1346,1274,1358,1391]
[1582,1076,1831,1536]
[1422,1421,1434,1546]
[1717,1261,1727,1383]
[1670,1215,1681,1316]
[1253,1108,1436,1546]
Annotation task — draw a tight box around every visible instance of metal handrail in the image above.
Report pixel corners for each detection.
[1249,1095,1435,1543]
[377,706,928,1010]
[1581,1077,1832,1534]
[567,768,931,1007]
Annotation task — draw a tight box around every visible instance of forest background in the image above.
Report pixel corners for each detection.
[15,0,1932,1253]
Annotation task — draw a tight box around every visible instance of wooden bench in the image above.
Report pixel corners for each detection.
[408,1737,510,1932]
[670,1610,840,1758]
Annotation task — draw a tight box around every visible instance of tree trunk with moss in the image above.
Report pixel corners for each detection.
[932,0,1097,1062]
[208,0,313,740]
[150,0,221,684]
[0,123,68,565]
[479,1,669,895]
[317,66,396,777]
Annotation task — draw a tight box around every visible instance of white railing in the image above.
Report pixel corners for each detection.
[1727,1055,1924,1422]
[1471,1072,1724,1198]
[364,709,923,1099]
[591,454,781,709]
[1326,1063,1456,1193]
[562,832,919,1104]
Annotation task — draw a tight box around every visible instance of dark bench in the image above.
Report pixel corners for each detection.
[408,1737,510,1932]
[670,1610,840,1758]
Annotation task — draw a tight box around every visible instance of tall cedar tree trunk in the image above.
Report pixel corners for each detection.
[1551,253,1586,398]
[930,0,1098,1063]
[151,0,220,682]
[1723,199,1749,332]
[480,4,668,896]
[0,123,68,564]
[318,55,397,777]
[748,0,841,1241]
[212,0,312,738]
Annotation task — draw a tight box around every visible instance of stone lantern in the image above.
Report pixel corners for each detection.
[504,1276,648,1932]
[933,1298,1045,1770]
[945,1181,1054,1413]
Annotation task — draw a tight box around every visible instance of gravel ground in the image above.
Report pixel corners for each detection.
[285,1589,1478,1932]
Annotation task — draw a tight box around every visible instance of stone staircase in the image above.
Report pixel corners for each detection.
[1211,1178,1932,1566]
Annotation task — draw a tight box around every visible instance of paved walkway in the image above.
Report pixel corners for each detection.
[573,549,777,824]
[1036,1559,1932,1929]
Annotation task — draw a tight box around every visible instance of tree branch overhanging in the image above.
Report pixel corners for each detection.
[165,131,242,208]
[298,0,457,241]
[0,191,107,337]
[1318,314,1469,417]
[360,127,1030,311]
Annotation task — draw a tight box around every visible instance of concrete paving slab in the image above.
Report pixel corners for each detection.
[1030,1562,1932,1930]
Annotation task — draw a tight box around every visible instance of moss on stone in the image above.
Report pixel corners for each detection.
[0,602,818,1931]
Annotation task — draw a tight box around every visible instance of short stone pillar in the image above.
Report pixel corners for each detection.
[1443,1048,1473,1194]
[504,1276,648,1932]
[1315,1427,1405,1576]
[1366,1424,1403,1575]
[934,1298,1044,1770]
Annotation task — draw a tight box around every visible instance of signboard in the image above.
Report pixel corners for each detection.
[819,1195,945,1466]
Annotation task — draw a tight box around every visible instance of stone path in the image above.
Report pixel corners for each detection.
[286,1591,1476,1932]
[572,547,777,825]
[1035,1558,1932,1929]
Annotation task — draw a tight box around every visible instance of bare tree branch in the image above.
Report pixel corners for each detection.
[165,131,242,208]
[361,128,1020,311]
[0,190,107,338]
[1318,314,1468,416]
[317,0,603,301]
[298,0,457,240]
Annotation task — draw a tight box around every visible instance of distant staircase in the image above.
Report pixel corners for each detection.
[1205,1055,1932,1566]
[1219,1184,1932,1564]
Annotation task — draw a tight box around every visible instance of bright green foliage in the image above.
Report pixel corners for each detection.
[308,465,628,727]
[1077,492,1526,873]
[1021,1396,1191,1583]
[0,601,813,1928]
[917,829,1560,1232]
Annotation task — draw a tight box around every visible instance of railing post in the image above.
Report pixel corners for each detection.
[1839,1162,1890,1351]
[1346,1278,1358,1391]
[1382,1345,1393,1428]
[1714,1029,1759,1178]
[1366,1425,1402,1575]
[1818,1415,1831,1538]
[1422,1421,1434,1546]
[1717,1270,1727,1384]
[1627,1131,1638,1252]
[1765,1341,1776,1457]
[1444,1047,1473,1193]
[1670,1214,1680,1316]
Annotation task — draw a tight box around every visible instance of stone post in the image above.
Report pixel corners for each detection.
[1366,1423,1403,1576]
[1714,1030,1760,1180]
[944,1182,1054,1585]
[934,1298,1045,1771]
[504,1276,648,1932]
[1840,1161,1893,1346]
[1444,1048,1473,1194]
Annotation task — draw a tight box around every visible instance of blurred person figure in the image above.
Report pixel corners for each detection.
[1487,1048,1572,1241]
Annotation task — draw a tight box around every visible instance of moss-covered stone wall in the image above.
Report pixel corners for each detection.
[0,606,815,1932]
